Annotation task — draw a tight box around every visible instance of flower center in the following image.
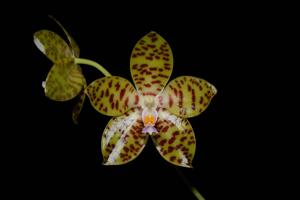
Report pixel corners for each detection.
[141,96,158,134]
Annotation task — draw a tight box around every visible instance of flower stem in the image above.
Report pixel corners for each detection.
[75,58,111,77]
[175,167,206,200]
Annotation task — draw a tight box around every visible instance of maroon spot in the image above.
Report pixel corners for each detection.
[146,56,153,60]
[111,102,115,109]
[115,82,120,91]
[100,90,104,98]
[177,159,182,163]
[151,37,158,42]
[159,139,167,146]
[108,80,112,88]
[142,46,148,51]
[103,107,108,112]
[168,137,176,144]
[132,64,138,69]
[148,44,156,48]
[199,85,203,90]
[173,131,179,136]
[116,100,119,110]
[155,56,161,59]
[143,92,156,96]
[144,83,151,87]
[158,68,163,72]
[170,156,176,162]
[188,84,191,92]
[149,67,157,71]
[192,89,196,109]
[151,80,161,84]
[124,97,129,108]
[164,53,170,57]
[164,66,171,70]
[134,95,139,105]
[152,75,158,79]
[200,96,203,104]
[156,88,161,92]
[162,150,167,155]
[139,77,145,81]
[163,57,169,61]
[99,103,103,110]
[176,82,181,89]
[146,71,152,75]
[180,136,187,142]
[179,90,183,108]
[173,88,178,97]
[120,89,126,100]
[105,89,109,97]
[132,54,137,58]
[169,95,173,107]
[158,74,168,78]
[168,146,174,153]
[140,69,149,75]
[162,126,169,132]
[135,47,141,51]
[109,94,114,103]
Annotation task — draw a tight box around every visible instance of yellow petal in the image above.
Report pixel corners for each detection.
[151,108,196,168]
[33,30,73,64]
[159,76,217,118]
[102,108,148,165]
[130,31,173,97]
[44,63,84,101]
[85,76,140,116]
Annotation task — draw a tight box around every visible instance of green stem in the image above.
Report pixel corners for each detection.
[75,58,111,77]
[175,167,206,200]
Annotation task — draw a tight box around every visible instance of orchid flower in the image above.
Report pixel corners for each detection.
[85,31,217,167]
[33,16,110,123]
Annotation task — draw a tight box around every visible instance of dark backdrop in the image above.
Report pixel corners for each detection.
[3,4,284,199]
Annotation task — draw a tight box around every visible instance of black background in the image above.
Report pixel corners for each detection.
[3,3,289,199]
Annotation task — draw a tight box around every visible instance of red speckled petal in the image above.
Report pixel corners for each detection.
[44,63,84,101]
[151,108,196,168]
[130,31,173,97]
[158,76,217,118]
[102,108,148,165]
[33,30,73,64]
[85,76,140,116]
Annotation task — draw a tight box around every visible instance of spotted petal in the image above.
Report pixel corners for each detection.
[34,30,73,64]
[44,63,84,101]
[151,108,196,168]
[72,78,87,124]
[159,76,217,118]
[85,76,140,116]
[130,31,173,97]
[102,108,148,165]
[49,16,80,57]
